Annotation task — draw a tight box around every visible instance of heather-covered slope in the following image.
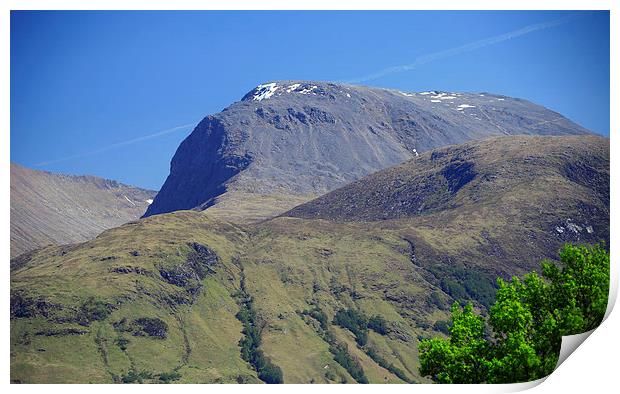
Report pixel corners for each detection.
[11,135,608,383]
[145,81,590,222]
[286,135,609,223]
[10,163,156,258]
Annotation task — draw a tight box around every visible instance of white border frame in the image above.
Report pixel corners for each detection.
[2,2,616,393]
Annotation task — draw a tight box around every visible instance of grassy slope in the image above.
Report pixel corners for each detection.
[10,136,609,383]
[205,191,317,224]
[11,211,443,383]
[11,212,257,383]
[14,209,600,383]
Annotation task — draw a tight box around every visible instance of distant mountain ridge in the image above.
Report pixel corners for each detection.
[144,80,591,222]
[10,163,156,258]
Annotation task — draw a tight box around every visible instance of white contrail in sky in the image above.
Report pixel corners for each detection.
[346,13,583,84]
[34,121,198,167]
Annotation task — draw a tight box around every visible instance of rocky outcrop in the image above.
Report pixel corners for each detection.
[144,81,590,221]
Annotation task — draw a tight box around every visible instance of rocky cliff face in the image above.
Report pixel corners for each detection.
[145,81,591,221]
[10,163,157,258]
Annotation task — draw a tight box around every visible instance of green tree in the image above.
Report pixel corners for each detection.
[419,303,489,383]
[235,273,284,384]
[333,308,369,346]
[543,242,609,331]
[486,275,546,382]
[419,243,609,384]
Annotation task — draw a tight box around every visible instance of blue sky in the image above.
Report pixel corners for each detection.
[11,10,610,190]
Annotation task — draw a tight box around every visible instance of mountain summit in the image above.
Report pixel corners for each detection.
[144,81,590,222]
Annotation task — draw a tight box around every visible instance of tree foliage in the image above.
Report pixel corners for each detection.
[235,273,284,384]
[158,370,182,383]
[333,308,368,345]
[333,308,390,346]
[299,306,370,383]
[120,369,153,384]
[367,315,389,335]
[365,347,415,383]
[419,243,609,383]
[329,341,368,384]
[430,264,498,308]
[307,307,329,331]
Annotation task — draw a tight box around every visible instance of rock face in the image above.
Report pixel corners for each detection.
[144,81,591,221]
[10,163,157,258]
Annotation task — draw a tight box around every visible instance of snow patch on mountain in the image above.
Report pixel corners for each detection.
[286,83,301,93]
[253,83,279,101]
[123,195,136,206]
[298,85,318,95]
[457,104,476,111]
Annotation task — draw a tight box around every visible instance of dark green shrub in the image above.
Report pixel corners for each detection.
[431,264,497,308]
[115,337,130,351]
[440,279,468,302]
[133,317,168,339]
[309,308,329,331]
[333,308,368,346]
[329,342,368,384]
[121,369,153,384]
[79,297,109,324]
[333,308,367,330]
[159,370,181,383]
[367,315,389,335]
[258,361,284,384]
[334,309,391,345]
[429,291,445,309]
[235,273,284,384]
[433,319,451,335]
[365,347,414,383]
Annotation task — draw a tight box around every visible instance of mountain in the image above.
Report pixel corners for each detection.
[144,81,590,222]
[286,135,609,223]
[11,135,608,383]
[10,163,157,258]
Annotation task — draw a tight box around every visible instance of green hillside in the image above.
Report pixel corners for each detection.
[10,135,609,383]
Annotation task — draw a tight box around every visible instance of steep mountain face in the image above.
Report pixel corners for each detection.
[11,135,608,383]
[10,163,157,258]
[145,81,590,222]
